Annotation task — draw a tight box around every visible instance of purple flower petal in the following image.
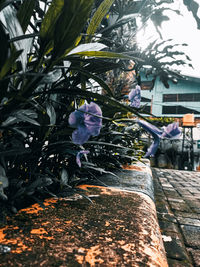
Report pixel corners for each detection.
[144,135,160,157]
[161,122,181,139]
[137,120,163,138]
[68,110,84,128]
[129,85,141,108]
[138,120,181,158]
[76,150,90,167]
[86,102,102,116]
[69,102,102,145]
[137,120,163,158]
[72,127,91,145]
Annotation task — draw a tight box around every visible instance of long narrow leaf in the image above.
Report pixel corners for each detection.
[42,87,147,118]
[0,5,32,71]
[86,0,115,43]
[0,50,22,79]
[70,66,113,96]
[53,0,94,58]
[68,50,143,62]
[67,43,107,56]
[0,21,9,70]
[40,0,64,54]
[17,0,35,32]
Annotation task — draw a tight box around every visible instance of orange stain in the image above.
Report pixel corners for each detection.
[105,221,110,227]
[122,164,143,171]
[31,228,48,235]
[19,203,44,214]
[55,228,64,232]
[0,227,8,243]
[77,184,123,195]
[65,220,72,224]
[85,245,104,266]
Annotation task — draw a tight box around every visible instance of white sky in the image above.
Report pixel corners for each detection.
[137,0,200,77]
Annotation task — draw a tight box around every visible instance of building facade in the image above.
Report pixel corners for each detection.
[140,73,200,122]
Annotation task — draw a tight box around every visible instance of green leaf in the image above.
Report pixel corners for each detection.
[53,0,94,58]
[0,50,22,79]
[71,66,113,96]
[2,109,40,126]
[1,5,32,71]
[0,165,8,188]
[44,87,145,118]
[86,0,115,43]
[17,0,35,32]
[67,43,107,56]
[68,50,143,61]
[40,0,64,54]
[46,103,56,125]
[60,169,69,186]
[0,22,9,71]
[0,147,31,156]
[0,0,20,11]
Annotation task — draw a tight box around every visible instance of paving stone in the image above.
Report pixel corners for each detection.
[188,188,200,194]
[155,201,170,214]
[169,202,191,213]
[162,183,174,188]
[180,192,194,197]
[163,189,180,198]
[185,201,200,209]
[157,213,177,223]
[177,189,193,196]
[159,178,168,183]
[187,248,200,267]
[153,168,200,267]
[167,258,193,267]
[167,198,185,203]
[181,225,200,247]
[162,232,189,261]
[159,220,179,233]
[177,217,200,227]
[174,212,200,220]
[192,207,200,214]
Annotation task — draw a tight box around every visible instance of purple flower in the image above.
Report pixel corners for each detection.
[161,122,181,139]
[137,120,163,157]
[68,102,102,145]
[129,85,141,108]
[137,120,181,157]
[76,150,90,167]
[137,120,163,138]
[145,135,160,158]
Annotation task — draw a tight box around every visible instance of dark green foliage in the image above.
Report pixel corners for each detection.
[0,0,195,216]
[0,0,144,214]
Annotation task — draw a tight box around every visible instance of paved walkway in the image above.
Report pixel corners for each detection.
[153,168,200,267]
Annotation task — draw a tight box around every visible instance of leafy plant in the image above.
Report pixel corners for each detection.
[0,0,193,218]
[0,0,143,215]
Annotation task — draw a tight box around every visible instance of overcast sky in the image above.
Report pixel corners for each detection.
[137,0,200,77]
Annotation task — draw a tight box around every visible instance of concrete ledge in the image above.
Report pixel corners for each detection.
[0,162,168,266]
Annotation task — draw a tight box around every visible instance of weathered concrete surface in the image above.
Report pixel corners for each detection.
[96,164,154,200]
[0,164,168,266]
[153,168,200,267]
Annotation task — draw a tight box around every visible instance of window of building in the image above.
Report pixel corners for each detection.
[140,81,154,90]
[163,93,200,102]
[162,105,200,115]
[141,97,151,102]
[142,105,151,113]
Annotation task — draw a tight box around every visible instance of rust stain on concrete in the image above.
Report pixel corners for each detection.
[122,163,152,176]
[0,185,167,266]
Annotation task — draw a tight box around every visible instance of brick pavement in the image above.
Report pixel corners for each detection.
[153,168,200,267]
